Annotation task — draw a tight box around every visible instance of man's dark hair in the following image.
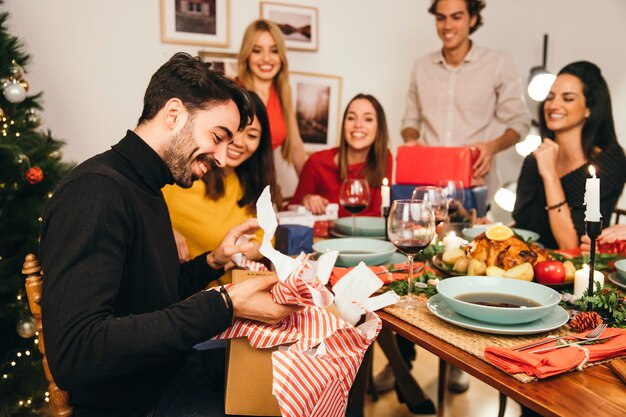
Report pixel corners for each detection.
[429,0,486,34]
[138,52,253,130]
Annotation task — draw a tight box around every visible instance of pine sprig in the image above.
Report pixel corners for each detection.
[575,282,626,328]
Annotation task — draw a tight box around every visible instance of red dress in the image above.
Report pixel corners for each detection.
[291,148,393,217]
[266,85,287,150]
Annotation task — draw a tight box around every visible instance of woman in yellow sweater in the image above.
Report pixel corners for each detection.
[163,92,279,279]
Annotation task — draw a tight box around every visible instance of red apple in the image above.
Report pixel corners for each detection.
[534,260,566,284]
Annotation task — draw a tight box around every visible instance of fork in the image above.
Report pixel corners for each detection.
[528,333,618,354]
[514,323,608,352]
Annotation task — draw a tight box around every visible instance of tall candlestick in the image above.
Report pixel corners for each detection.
[584,165,601,222]
[381,177,390,208]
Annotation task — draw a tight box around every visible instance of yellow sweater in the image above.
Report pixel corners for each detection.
[162,173,263,283]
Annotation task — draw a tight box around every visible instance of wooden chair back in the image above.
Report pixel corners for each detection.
[615,208,626,225]
[23,253,73,417]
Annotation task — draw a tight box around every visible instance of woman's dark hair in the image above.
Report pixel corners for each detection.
[338,94,389,187]
[539,61,618,159]
[138,52,253,130]
[428,0,486,34]
[202,91,280,211]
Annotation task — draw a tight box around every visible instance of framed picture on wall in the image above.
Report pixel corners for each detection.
[198,51,238,79]
[161,0,230,47]
[260,2,318,51]
[289,71,342,152]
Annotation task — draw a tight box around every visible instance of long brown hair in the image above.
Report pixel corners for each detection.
[237,19,296,164]
[338,94,389,187]
[202,91,280,211]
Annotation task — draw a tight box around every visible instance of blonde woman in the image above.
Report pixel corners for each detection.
[237,19,306,197]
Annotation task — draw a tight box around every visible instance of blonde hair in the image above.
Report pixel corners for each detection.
[237,19,296,164]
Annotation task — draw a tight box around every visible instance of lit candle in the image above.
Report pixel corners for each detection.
[381,177,390,208]
[584,165,601,222]
[573,264,604,299]
[443,231,464,251]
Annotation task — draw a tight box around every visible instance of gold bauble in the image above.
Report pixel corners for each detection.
[19,79,29,92]
[0,106,4,119]
[10,60,25,80]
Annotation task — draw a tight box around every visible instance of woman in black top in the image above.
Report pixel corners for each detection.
[513,61,626,249]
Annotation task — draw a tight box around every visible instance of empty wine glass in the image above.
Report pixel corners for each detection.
[387,199,436,309]
[438,180,466,219]
[412,186,448,228]
[339,178,371,236]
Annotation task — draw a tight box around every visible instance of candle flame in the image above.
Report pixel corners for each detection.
[448,231,456,238]
[588,165,596,177]
[583,264,589,270]
[383,177,389,186]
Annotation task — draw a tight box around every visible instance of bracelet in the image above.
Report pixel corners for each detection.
[219,286,233,318]
[545,200,567,212]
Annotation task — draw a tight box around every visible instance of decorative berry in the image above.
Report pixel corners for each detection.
[25,166,43,184]
[569,311,603,333]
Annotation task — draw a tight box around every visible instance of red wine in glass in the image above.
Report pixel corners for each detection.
[343,202,368,215]
[393,239,431,255]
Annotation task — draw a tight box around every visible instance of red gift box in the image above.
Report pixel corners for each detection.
[395,146,479,186]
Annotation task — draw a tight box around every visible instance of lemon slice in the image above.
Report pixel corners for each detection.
[485,224,514,241]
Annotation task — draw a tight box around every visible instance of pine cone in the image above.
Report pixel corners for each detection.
[569,311,603,333]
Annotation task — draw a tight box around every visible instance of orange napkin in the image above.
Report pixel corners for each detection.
[484,328,626,379]
[330,261,436,286]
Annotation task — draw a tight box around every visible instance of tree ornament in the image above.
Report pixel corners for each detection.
[25,166,44,184]
[49,150,62,159]
[17,315,37,338]
[19,79,29,92]
[16,153,29,164]
[3,81,27,103]
[9,60,25,80]
[0,77,9,88]
[0,106,4,119]
[569,311,603,333]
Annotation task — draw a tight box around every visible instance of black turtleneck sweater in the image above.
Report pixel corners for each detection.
[40,131,231,417]
[513,142,626,249]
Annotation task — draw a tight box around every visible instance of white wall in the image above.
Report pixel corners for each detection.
[5,0,626,216]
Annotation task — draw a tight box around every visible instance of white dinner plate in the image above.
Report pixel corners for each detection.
[333,216,386,237]
[427,294,569,335]
[608,271,626,291]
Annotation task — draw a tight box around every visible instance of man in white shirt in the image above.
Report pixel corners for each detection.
[400,0,531,195]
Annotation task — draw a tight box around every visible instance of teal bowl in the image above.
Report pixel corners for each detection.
[313,237,396,267]
[615,259,626,280]
[462,225,540,242]
[436,276,561,324]
[333,216,385,237]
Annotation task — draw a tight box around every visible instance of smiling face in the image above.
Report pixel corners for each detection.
[434,0,477,54]
[226,116,262,168]
[543,73,590,135]
[162,101,240,188]
[343,98,378,153]
[248,31,282,83]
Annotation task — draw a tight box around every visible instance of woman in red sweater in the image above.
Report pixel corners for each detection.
[291,94,392,217]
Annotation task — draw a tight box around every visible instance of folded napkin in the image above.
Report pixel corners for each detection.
[484,327,626,379]
[330,261,436,286]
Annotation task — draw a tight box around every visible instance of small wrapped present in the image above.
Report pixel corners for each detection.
[395,145,479,186]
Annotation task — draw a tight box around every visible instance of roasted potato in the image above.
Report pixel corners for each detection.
[442,248,465,265]
[563,260,576,283]
[503,262,534,281]
[453,258,469,274]
[485,266,506,278]
[468,259,487,276]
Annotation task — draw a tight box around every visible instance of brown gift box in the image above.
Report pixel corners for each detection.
[225,269,282,416]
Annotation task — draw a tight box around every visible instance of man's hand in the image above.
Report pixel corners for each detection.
[471,141,496,178]
[302,194,329,214]
[172,228,190,262]
[401,127,422,147]
[227,274,302,325]
[207,218,259,269]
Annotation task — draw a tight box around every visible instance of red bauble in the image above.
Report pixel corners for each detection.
[25,166,44,184]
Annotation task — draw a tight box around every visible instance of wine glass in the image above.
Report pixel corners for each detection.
[339,178,371,236]
[412,186,448,230]
[387,199,436,308]
[438,180,466,219]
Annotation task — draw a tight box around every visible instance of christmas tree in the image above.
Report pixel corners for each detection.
[0,3,74,415]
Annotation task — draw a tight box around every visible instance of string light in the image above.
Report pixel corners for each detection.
[2,374,7,379]
[25,350,31,356]
[16,294,22,301]
[16,352,22,357]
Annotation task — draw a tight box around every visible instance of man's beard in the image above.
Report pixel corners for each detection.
[162,120,216,188]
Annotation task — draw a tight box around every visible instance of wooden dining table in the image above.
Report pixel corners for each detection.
[377,309,626,417]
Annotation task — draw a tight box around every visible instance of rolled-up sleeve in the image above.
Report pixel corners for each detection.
[401,61,422,133]
[494,55,532,139]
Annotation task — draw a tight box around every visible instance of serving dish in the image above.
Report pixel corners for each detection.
[427,294,569,335]
[436,276,561,325]
[462,225,540,242]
